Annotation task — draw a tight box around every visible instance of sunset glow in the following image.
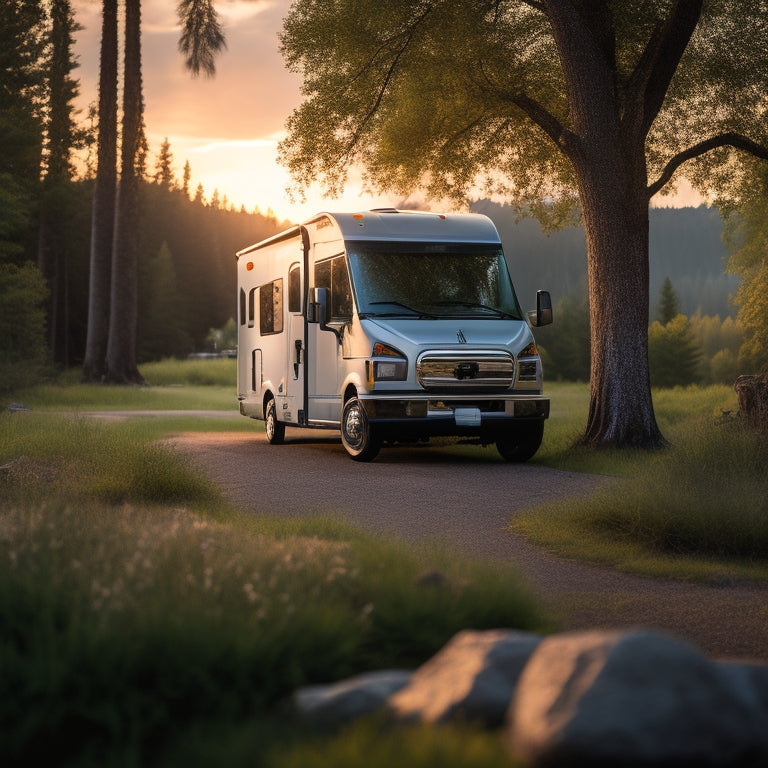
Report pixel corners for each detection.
[72,0,703,225]
[72,0,399,223]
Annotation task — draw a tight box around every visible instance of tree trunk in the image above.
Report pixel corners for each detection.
[734,374,768,434]
[82,0,117,382]
[105,0,144,384]
[545,2,667,449]
[578,178,666,448]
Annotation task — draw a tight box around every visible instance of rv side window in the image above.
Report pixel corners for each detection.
[239,288,246,325]
[315,255,352,321]
[288,264,301,313]
[248,288,256,328]
[259,279,284,335]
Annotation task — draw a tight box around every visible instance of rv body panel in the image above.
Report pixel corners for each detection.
[236,210,551,461]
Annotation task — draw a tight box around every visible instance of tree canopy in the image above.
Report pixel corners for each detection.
[279,0,768,448]
[725,160,768,374]
[280,0,768,213]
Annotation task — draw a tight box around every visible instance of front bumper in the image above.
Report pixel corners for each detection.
[357,393,549,440]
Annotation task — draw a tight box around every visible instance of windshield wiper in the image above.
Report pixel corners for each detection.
[433,301,516,318]
[363,300,436,319]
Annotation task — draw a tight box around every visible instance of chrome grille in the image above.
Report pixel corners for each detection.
[416,350,515,390]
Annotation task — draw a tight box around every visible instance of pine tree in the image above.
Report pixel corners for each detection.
[82,0,117,381]
[649,314,702,387]
[38,0,82,365]
[182,159,191,196]
[657,276,680,325]
[105,0,144,383]
[154,136,176,189]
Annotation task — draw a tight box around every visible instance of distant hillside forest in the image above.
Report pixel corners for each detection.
[472,201,736,320]
[472,202,741,385]
[54,198,738,370]
[3,174,738,386]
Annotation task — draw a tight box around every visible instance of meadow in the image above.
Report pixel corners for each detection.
[1,359,539,767]
[1,358,766,766]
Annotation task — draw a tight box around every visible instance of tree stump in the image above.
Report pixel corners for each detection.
[734,374,768,434]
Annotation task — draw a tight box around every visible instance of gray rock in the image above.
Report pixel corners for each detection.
[387,628,542,726]
[506,629,768,767]
[293,669,412,721]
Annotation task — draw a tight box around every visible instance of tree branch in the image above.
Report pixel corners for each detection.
[341,4,434,160]
[624,0,703,138]
[647,132,768,198]
[494,89,573,153]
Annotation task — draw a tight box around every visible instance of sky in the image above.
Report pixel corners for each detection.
[72,0,703,225]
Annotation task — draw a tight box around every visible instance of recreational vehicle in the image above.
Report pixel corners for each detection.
[236,209,552,461]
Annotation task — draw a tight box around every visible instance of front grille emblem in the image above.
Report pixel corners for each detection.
[454,361,480,380]
[457,329,467,343]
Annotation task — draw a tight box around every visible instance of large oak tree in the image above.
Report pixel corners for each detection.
[279,0,768,448]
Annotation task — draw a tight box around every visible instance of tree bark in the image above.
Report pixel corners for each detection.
[82,0,117,382]
[577,176,666,447]
[545,0,671,448]
[734,374,768,434]
[105,0,144,384]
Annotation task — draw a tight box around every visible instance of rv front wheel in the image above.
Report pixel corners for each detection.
[341,397,381,461]
[496,421,544,462]
[265,397,285,444]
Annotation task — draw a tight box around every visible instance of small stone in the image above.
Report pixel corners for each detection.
[293,669,412,721]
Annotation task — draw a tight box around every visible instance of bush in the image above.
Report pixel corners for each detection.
[0,262,48,392]
[648,314,702,388]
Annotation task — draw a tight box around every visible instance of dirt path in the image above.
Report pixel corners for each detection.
[171,429,768,663]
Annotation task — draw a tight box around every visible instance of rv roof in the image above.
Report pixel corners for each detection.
[236,210,500,259]
[320,210,500,243]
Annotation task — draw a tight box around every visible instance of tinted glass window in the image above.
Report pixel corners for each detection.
[259,279,283,335]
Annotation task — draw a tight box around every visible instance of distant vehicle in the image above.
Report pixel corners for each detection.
[236,209,552,461]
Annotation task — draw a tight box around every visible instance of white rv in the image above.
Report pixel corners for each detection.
[236,209,552,462]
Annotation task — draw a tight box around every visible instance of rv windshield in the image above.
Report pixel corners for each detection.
[346,241,523,320]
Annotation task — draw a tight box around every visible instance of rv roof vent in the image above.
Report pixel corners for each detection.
[370,208,399,213]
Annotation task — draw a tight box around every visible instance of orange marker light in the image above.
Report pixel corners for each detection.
[246,262,254,271]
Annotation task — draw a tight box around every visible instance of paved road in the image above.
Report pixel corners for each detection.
[171,428,768,663]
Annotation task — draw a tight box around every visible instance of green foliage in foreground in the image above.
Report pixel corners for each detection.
[0,412,541,766]
[516,407,768,583]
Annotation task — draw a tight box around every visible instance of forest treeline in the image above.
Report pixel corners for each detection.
[478,201,744,387]
[1,0,760,393]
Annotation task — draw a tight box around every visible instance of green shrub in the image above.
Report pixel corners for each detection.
[0,262,49,392]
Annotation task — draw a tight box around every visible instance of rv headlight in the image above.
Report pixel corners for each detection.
[367,342,408,385]
[517,342,540,382]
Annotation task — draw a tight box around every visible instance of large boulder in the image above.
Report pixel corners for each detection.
[387,629,542,726]
[506,629,768,767]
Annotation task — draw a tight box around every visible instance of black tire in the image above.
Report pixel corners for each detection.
[496,421,544,462]
[341,396,381,461]
[265,397,285,444]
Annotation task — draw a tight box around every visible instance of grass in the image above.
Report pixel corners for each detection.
[3,360,767,763]
[513,382,768,583]
[0,398,541,767]
[8,357,239,412]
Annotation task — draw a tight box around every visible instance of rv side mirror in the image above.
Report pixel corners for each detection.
[307,287,328,325]
[309,287,342,341]
[528,290,553,327]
